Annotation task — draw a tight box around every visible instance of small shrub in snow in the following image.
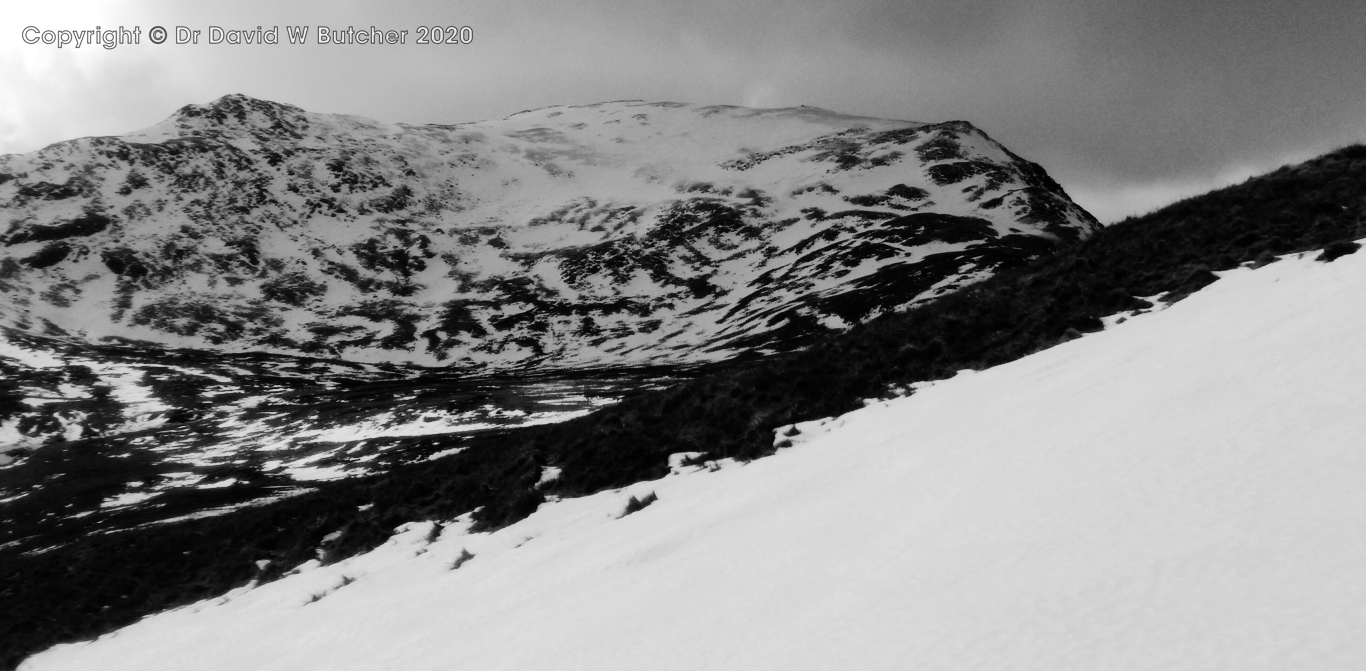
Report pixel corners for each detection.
[1316,240,1361,262]
[1249,250,1280,268]
[620,492,658,518]
[423,522,444,545]
[450,549,475,570]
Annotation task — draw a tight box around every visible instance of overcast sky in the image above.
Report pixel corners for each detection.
[3,0,1363,222]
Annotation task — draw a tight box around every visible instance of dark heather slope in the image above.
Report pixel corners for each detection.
[4,145,1366,669]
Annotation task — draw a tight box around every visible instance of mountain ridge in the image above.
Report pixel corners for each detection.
[0,94,1098,370]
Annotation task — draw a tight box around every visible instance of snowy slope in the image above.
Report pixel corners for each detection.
[0,95,1097,370]
[23,245,1366,670]
[0,331,679,557]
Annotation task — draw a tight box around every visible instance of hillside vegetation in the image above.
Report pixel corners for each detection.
[3,144,1366,669]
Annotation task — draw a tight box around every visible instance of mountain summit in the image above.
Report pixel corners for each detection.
[0,95,1097,369]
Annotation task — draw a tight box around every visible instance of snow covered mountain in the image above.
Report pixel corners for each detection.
[0,95,1095,540]
[22,242,1366,671]
[0,94,1097,370]
[0,96,1099,572]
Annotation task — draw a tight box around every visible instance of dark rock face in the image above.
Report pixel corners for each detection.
[0,95,1098,372]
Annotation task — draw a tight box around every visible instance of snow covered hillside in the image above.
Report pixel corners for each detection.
[0,95,1096,370]
[0,331,679,557]
[24,243,1365,670]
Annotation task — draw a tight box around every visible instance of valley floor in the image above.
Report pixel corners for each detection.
[22,245,1366,670]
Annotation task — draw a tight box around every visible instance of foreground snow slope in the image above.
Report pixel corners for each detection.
[24,246,1366,670]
